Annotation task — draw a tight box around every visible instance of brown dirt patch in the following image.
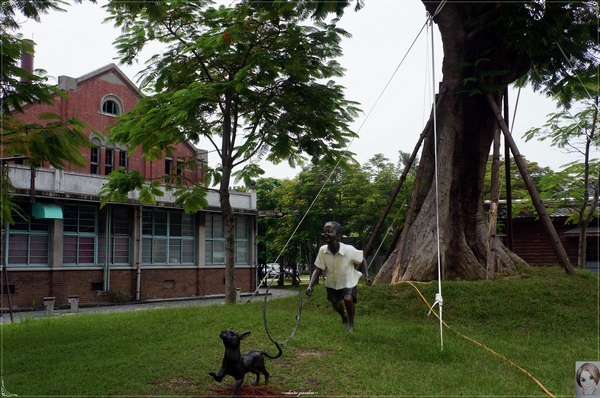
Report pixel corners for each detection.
[292,348,332,359]
[154,377,288,397]
[207,385,289,397]
[151,376,205,395]
[160,376,200,389]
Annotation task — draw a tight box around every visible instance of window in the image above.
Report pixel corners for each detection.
[90,147,99,174]
[63,204,97,265]
[235,216,250,264]
[205,214,250,265]
[7,203,50,267]
[102,100,118,114]
[142,209,195,265]
[100,95,123,116]
[118,151,128,170]
[13,155,25,165]
[98,206,132,265]
[165,157,175,183]
[205,214,224,264]
[105,148,114,175]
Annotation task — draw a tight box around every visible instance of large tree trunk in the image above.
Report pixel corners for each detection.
[221,93,238,304]
[376,2,531,283]
[220,181,237,304]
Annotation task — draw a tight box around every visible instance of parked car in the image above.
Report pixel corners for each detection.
[265,263,297,278]
[265,263,281,277]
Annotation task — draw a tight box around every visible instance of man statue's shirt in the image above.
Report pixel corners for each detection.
[315,242,364,290]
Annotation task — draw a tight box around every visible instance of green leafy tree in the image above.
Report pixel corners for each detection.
[256,153,410,276]
[254,0,596,280]
[101,1,359,303]
[257,166,340,277]
[375,1,597,282]
[1,0,69,114]
[362,152,414,265]
[483,157,555,213]
[524,96,600,268]
[255,177,289,267]
[1,0,90,225]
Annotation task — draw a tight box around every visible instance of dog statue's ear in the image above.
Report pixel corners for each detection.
[240,331,251,340]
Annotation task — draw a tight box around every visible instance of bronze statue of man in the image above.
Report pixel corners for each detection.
[306,221,372,332]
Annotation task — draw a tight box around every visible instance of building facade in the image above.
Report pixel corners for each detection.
[2,63,258,310]
[506,213,599,271]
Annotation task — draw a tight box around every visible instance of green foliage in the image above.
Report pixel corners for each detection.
[0,163,25,225]
[510,2,599,109]
[173,188,209,213]
[2,114,90,168]
[257,153,412,268]
[539,163,599,225]
[111,288,133,303]
[483,156,554,216]
[0,0,93,225]
[0,0,73,114]
[2,267,596,396]
[455,57,510,95]
[523,99,600,151]
[522,96,599,226]
[103,0,360,301]
[232,163,265,188]
[104,0,360,187]
[99,170,150,206]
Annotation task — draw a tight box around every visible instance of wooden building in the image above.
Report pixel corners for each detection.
[500,207,599,271]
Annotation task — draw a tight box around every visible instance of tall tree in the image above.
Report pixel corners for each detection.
[483,157,555,212]
[524,96,600,268]
[375,1,597,282]
[1,0,90,225]
[256,153,409,276]
[1,0,70,114]
[101,1,359,303]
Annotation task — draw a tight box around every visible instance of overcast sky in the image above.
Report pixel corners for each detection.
[19,0,592,180]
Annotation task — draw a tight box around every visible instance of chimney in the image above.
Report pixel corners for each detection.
[20,39,35,82]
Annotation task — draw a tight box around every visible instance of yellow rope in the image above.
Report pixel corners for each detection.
[396,281,556,398]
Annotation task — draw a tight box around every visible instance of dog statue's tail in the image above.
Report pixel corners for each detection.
[265,342,283,360]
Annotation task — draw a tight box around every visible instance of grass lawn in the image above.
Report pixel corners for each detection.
[1,266,598,397]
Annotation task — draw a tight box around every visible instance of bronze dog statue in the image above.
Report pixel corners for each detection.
[209,329,282,397]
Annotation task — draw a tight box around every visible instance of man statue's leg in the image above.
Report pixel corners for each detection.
[331,300,348,325]
[343,294,355,332]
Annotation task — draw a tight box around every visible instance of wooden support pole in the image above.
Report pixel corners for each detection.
[503,89,514,250]
[487,94,502,279]
[364,118,430,259]
[484,89,576,275]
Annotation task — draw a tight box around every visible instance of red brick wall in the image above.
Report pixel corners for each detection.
[11,67,200,180]
[4,270,115,309]
[139,269,201,300]
[3,271,53,309]
[139,267,256,299]
[4,267,256,310]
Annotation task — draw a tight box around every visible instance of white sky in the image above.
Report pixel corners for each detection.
[18,0,591,180]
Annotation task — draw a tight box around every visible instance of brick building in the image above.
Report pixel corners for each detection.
[2,62,258,310]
